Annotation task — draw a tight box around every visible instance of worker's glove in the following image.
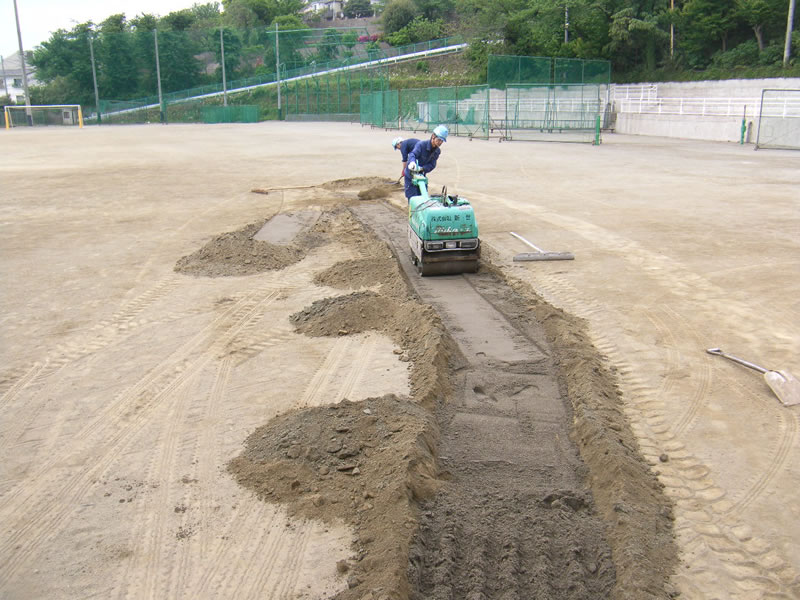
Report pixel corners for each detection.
[408,161,418,172]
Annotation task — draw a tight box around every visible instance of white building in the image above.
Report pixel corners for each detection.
[303,0,344,19]
[1,51,38,104]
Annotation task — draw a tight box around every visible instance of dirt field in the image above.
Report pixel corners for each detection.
[1,122,798,599]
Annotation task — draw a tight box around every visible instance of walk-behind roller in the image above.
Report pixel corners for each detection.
[407,170,480,276]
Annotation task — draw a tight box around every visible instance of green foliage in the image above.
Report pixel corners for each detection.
[382,0,417,34]
[386,17,444,45]
[343,0,374,18]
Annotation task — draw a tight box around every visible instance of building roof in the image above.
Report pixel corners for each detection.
[1,51,35,78]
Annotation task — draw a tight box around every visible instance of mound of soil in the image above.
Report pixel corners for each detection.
[313,258,400,292]
[229,395,439,600]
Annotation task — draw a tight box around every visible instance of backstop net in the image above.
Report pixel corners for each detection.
[501,84,604,143]
[4,105,83,128]
[361,85,490,139]
[755,89,800,150]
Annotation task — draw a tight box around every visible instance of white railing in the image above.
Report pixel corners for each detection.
[612,84,659,101]
[616,97,800,119]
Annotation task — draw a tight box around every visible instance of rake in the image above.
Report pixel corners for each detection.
[510,231,574,261]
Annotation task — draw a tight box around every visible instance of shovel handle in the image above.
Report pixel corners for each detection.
[706,348,768,374]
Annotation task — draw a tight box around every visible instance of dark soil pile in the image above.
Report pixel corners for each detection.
[229,395,440,600]
[173,219,317,277]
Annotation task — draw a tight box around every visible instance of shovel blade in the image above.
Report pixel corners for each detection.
[764,370,800,406]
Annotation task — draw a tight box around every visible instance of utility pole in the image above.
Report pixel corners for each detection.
[88,35,101,123]
[784,0,796,67]
[220,28,228,107]
[670,0,675,59]
[155,29,165,123]
[276,22,282,120]
[12,0,32,124]
[1,55,9,98]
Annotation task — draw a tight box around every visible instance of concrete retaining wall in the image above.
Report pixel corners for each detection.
[612,78,800,143]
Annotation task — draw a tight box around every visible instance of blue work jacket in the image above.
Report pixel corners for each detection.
[398,138,420,162]
[407,138,440,175]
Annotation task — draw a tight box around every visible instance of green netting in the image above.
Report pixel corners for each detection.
[502,83,603,143]
[361,85,490,140]
[285,70,386,120]
[92,30,460,123]
[488,55,610,89]
[203,105,259,123]
[488,55,552,89]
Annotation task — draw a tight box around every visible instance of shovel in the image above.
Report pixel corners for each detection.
[510,232,574,261]
[706,348,800,406]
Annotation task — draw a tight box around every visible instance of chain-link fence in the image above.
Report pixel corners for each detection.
[501,84,604,143]
[361,85,491,139]
[361,81,604,144]
[488,55,611,88]
[86,29,460,124]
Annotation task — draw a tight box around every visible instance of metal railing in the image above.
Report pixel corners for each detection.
[615,97,800,119]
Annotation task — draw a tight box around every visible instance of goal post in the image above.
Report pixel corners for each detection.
[754,89,800,150]
[4,105,84,129]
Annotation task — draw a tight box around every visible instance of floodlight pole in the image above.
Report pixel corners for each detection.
[88,35,101,124]
[784,0,796,67]
[564,5,569,44]
[12,0,32,125]
[276,22,282,120]
[220,28,228,106]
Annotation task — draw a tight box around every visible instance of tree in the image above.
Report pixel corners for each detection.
[606,6,669,71]
[344,0,374,18]
[736,0,786,50]
[382,0,417,34]
[96,15,138,98]
[680,0,738,66]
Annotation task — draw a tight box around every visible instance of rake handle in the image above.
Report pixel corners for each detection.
[510,231,544,253]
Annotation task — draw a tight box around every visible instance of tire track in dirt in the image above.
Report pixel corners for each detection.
[184,324,380,598]
[0,288,278,590]
[118,290,282,599]
[0,277,181,460]
[482,229,800,597]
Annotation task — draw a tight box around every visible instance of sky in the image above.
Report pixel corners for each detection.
[2,0,200,59]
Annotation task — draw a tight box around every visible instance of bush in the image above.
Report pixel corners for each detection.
[711,40,759,68]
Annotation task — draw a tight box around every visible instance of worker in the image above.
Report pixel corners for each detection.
[404,125,448,201]
[392,136,420,178]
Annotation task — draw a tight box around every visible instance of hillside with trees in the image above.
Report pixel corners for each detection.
[23,0,800,108]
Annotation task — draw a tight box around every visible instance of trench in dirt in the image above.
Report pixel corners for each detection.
[218,184,676,600]
[354,202,618,599]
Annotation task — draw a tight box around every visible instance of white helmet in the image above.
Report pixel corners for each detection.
[391,136,403,150]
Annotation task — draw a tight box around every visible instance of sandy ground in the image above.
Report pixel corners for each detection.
[0,122,798,599]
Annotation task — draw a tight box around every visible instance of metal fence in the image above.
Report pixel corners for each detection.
[488,55,611,88]
[360,85,491,139]
[361,82,604,143]
[501,84,604,143]
[755,89,800,150]
[89,33,461,124]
